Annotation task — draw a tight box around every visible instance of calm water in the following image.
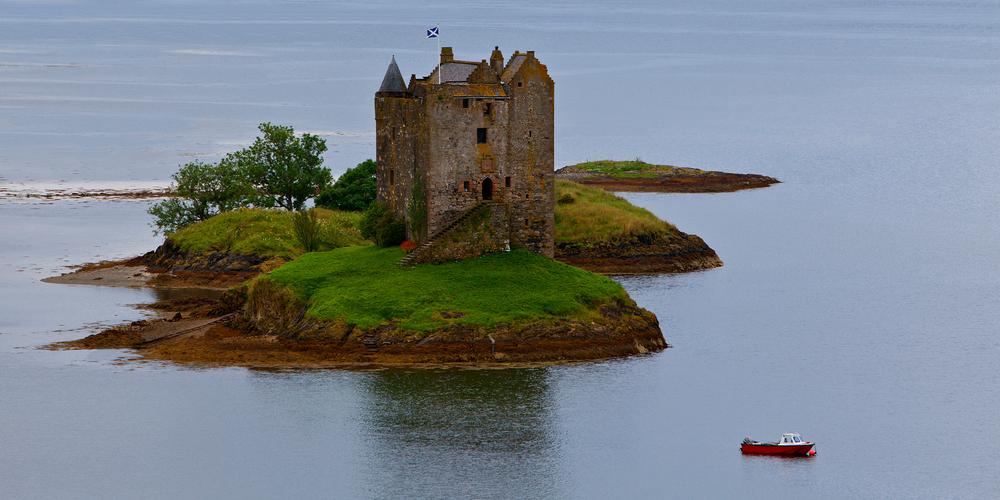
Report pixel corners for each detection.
[3,1,1000,498]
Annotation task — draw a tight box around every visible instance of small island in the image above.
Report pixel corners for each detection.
[50,180,710,368]
[45,47,741,368]
[556,160,780,193]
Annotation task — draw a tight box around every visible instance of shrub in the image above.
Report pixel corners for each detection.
[292,209,322,252]
[377,214,407,247]
[360,202,407,247]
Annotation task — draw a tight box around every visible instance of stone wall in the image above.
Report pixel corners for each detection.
[424,87,511,238]
[504,53,555,257]
[374,94,427,227]
[407,203,511,264]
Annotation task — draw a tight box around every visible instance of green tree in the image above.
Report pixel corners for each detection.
[147,159,251,235]
[315,159,376,211]
[233,123,331,211]
[360,202,406,247]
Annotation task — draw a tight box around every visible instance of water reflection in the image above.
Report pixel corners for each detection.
[610,272,693,294]
[357,369,562,499]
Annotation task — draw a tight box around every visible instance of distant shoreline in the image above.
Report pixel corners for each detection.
[555,161,779,193]
[1,186,170,201]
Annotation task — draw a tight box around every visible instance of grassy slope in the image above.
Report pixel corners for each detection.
[263,246,629,332]
[554,179,679,246]
[565,159,705,176]
[165,183,675,254]
[167,207,367,258]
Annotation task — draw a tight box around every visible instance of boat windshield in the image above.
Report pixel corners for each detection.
[793,436,801,443]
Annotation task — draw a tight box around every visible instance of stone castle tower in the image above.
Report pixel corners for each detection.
[375,47,554,260]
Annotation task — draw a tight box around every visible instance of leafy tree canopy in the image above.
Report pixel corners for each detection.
[315,159,376,211]
[232,123,332,211]
[148,123,335,235]
[148,159,251,235]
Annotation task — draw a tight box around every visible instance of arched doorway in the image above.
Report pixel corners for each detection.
[482,178,493,200]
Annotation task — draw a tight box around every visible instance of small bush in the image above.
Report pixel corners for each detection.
[360,202,407,247]
[292,209,322,252]
[377,215,407,247]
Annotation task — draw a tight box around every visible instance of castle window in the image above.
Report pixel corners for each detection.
[463,181,470,192]
[484,103,491,116]
[528,130,532,138]
[392,126,396,138]
[517,81,522,88]
[389,169,395,185]
[463,99,469,108]
[524,218,529,227]
[477,128,487,144]
[505,176,511,188]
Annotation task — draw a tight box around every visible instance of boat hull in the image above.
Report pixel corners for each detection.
[741,443,815,455]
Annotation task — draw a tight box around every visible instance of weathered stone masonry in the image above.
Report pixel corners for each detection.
[375,47,555,259]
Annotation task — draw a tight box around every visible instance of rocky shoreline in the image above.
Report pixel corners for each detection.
[555,231,722,274]
[55,292,667,368]
[555,166,779,193]
[45,229,713,367]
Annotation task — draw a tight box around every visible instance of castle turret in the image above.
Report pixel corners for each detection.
[378,56,406,94]
[490,46,504,75]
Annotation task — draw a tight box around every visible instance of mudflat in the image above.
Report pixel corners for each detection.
[43,262,154,287]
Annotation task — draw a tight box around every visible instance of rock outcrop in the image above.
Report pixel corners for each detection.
[555,231,723,274]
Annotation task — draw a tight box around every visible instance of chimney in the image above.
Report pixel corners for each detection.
[490,46,504,75]
[440,47,454,64]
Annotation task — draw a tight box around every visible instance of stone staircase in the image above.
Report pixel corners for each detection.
[362,331,379,350]
[396,201,493,266]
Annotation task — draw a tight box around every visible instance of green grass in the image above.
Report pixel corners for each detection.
[565,160,707,176]
[568,160,675,173]
[168,207,368,258]
[554,180,678,245]
[262,246,629,332]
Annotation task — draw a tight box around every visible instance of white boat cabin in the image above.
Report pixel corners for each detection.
[778,433,806,445]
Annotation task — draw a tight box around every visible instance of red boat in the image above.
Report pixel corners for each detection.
[741,433,816,456]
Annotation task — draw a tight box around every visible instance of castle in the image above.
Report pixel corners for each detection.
[375,46,554,262]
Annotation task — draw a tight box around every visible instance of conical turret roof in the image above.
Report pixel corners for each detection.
[379,56,406,93]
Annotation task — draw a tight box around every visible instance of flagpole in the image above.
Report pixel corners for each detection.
[437,23,441,85]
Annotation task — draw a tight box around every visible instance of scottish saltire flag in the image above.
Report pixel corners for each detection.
[427,26,439,38]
